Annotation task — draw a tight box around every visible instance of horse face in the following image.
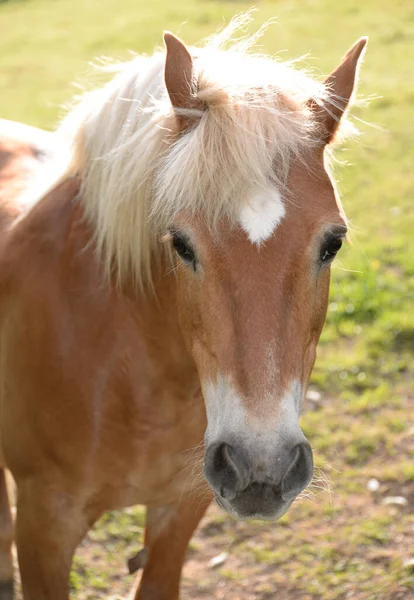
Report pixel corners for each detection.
[162,32,366,519]
[171,154,346,519]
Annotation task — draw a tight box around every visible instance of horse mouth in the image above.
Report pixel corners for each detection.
[214,487,293,521]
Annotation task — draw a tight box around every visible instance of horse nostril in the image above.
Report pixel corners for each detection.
[204,442,249,501]
[281,441,313,501]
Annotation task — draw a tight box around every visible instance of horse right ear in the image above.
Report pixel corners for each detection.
[163,32,202,112]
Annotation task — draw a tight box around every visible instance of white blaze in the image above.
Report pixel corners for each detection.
[240,187,285,245]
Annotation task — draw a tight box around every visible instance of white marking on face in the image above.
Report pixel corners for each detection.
[277,379,304,438]
[203,376,305,464]
[240,187,285,245]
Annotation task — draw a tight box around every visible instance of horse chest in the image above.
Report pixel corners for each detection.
[90,385,208,510]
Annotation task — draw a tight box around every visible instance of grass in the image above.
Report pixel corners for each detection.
[1,0,413,598]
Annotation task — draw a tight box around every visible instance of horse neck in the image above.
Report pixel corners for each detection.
[8,173,201,403]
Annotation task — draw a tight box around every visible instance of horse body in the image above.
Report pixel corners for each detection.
[0,177,205,506]
[0,124,210,599]
[0,16,367,600]
[0,119,54,211]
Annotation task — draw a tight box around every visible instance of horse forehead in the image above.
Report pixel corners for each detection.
[178,157,342,269]
[287,152,341,212]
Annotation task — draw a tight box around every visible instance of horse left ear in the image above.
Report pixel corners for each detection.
[164,32,199,111]
[312,37,368,144]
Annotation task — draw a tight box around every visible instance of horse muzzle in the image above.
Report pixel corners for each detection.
[203,440,313,520]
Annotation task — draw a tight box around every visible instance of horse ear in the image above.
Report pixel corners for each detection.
[164,32,198,110]
[311,37,368,144]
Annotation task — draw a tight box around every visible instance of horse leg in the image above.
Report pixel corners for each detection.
[0,470,14,600]
[135,493,212,600]
[14,478,91,600]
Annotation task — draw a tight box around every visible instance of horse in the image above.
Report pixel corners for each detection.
[0,16,367,600]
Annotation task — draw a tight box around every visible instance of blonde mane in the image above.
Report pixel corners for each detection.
[32,15,349,287]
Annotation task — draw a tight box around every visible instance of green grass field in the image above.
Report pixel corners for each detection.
[1,0,413,598]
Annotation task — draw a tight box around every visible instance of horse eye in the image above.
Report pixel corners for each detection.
[171,232,196,266]
[320,237,343,264]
